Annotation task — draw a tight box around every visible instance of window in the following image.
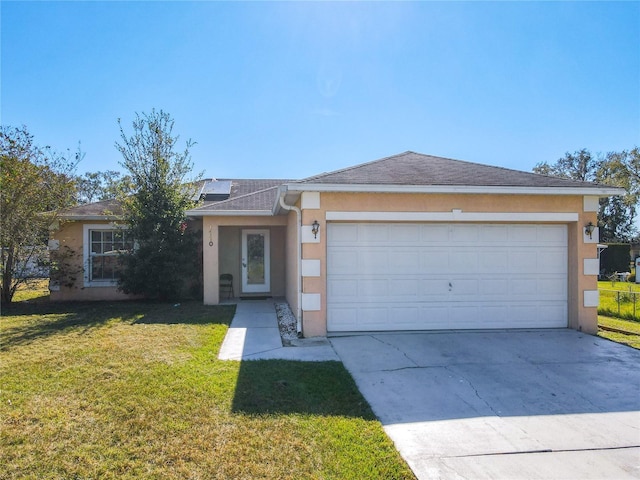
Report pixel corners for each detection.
[83,225,132,286]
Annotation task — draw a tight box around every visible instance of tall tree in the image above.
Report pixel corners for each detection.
[115,110,200,300]
[533,148,638,242]
[75,170,134,204]
[533,148,599,182]
[0,126,78,303]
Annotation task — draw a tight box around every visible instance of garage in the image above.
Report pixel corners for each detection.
[327,222,568,332]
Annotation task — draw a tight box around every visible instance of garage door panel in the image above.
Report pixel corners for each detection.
[421,279,451,296]
[451,279,480,296]
[449,305,509,327]
[538,225,568,243]
[327,223,568,332]
[511,278,538,295]
[394,307,421,326]
[452,225,480,242]
[480,278,510,294]
[389,251,418,270]
[359,279,388,297]
[509,251,539,271]
[510,225,539,242]
[539,277,567,295]
[389,279,419,296]
[360,224,389,242]
[450,251,478,273]
[421,251,450,271]
[328,224,358,243]
[328,279,358,299]
[539,251,568,273]
[421,225,450,242]
[359,307,388,326]
[389,224,421,242]
[480,225,509,242]
[359,250,389,271]
[328,250,358,272]
[479,251,508,272]
[328,307,359,329]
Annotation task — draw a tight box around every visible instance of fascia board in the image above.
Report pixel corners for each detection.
[326,211,580,222]
[284,183,625,197]
[59,215,122,221]
[186,209,274,217]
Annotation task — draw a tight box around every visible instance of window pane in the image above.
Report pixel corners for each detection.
[103,255,118,279]
[88,229,129,282]
[91,241,103,254]
[91,256,103,280]
[247,234,265,285]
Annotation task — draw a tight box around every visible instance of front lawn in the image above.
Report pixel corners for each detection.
[597,280,640,320]
[598,315,640,350]
[0,299,414,479]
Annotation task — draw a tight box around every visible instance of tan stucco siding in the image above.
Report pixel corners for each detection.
[49,220,134,301]
[297,191,599,337]
[217,226,286,298]
[202,216,288,305]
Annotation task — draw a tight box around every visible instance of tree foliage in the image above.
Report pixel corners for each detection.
[115,110,200,300]
[534,148,639,242]
[75,170,134,204]
[0,126,78,303]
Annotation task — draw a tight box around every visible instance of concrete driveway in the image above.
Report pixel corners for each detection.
[330,330,640,479]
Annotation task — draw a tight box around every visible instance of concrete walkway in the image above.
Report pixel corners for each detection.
[217,299,339,361]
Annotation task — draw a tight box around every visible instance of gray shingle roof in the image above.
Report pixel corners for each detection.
[296,151,604,188]
[189,179,291,212]
[59,199,123,218]
[62,152,620,219]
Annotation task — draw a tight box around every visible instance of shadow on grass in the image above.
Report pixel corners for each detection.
[231,359,376,419]
[1,301,235,351]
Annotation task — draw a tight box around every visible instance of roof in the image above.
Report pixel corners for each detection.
[60,179,290,219]
[62,152,624,219]
[59,199,123,220]
[188,180,289,215]
[295,151,608,188]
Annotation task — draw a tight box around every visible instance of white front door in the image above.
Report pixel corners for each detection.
[241,229,271,293]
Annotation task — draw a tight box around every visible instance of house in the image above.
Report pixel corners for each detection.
[49,151,623,336]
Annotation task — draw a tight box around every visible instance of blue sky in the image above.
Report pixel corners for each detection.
[2,1,639,180]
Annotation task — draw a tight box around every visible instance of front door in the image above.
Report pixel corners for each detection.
[241,229,271,293]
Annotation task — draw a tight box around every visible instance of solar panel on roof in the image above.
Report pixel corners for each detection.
[196,179,232,201]
[201,180,232,195]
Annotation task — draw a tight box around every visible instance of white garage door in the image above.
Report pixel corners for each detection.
[327,223,568,332]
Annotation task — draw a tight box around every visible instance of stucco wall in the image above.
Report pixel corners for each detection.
[297,191,600,337]
[217,225,286,298]
[202,216,288,305]
[49,218,203,302]
[49,220,134,301]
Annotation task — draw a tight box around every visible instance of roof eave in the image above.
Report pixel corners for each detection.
[283,183,625,197]
[186,209,274,217]
[58,214,122,221]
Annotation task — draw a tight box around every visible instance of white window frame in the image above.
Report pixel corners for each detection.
[83,224,130,287]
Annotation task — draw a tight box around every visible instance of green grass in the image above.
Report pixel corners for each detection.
[598,281,640,320]
[598,315,640,350]
[0,291,414,479]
